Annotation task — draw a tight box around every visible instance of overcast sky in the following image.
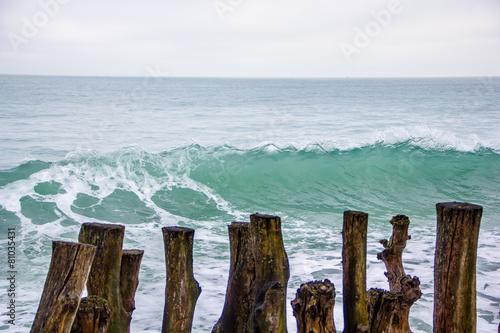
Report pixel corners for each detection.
[1,0,500,77]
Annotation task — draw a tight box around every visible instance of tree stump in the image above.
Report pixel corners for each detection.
[367,215,422,333]
[291,280,336,333]
[213,214,290,333]
[30,241,96,333]
[79,223,143,333]
[162,227,201,333]
[70,296,110,333]
[433,202,482,333]
[342,211,369,333]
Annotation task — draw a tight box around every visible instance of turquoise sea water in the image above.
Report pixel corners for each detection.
[0,75,499,332]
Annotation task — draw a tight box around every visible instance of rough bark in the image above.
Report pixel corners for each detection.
[30,241,96,333]
[367,289,397,332]
[291,280,336,333]
[367,278,421,333]
[162,226,201,333]
[342,211,369,333]
[368,215,422,333]
[433,202,482,333]
[70,296,110,333]
[378,215,411,293]
[120,249,144,331]
[79,222,142,333]
[213,214,290,333]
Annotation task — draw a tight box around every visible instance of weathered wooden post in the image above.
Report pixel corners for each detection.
[79,223,124,333]
[291,280,336,333]
[30,241,96,333]
[342,211,369,333]
[71,296,110,333]
[250,214,289,333]
[213,222,254,333]
[433,202,482,333]
[367,215,421,333]
[120,249,144,329]
[162,227,201,333]
[79,223,143,333]
[213,214,290,333]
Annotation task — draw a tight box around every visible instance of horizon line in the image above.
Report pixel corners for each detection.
[1,73,499,80]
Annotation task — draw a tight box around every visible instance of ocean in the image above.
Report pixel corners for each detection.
[0,75,499,332]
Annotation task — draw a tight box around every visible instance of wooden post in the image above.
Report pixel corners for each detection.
[342,211,369,333]
[120,249,144,330]
[434,202,482,333]
[367,215,421,333]
[213,222,255,333]
[79,223,143,333]
[291,280,336,333]
[70,296,110,333]
[79,223,124,333]
[250,214,289,333]
[213,215,290,333]
[30,241,96,333]
[162,227,201,333]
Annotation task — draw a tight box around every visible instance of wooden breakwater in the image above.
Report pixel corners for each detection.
[29,202,492,333]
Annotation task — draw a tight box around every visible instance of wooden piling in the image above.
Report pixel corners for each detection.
[212,222,255,333]
[162,226,201,333]
[213,214,290,333]
[367,215,421,333]
[342,211,369,333]
[79,222,142,333]
[291,280,336,333]
[70,296,110,333]
[433,202,482,333]
[250,214,289,333]
[79,223,124,333]
[120,249,144,330]
[30,241,96,333]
